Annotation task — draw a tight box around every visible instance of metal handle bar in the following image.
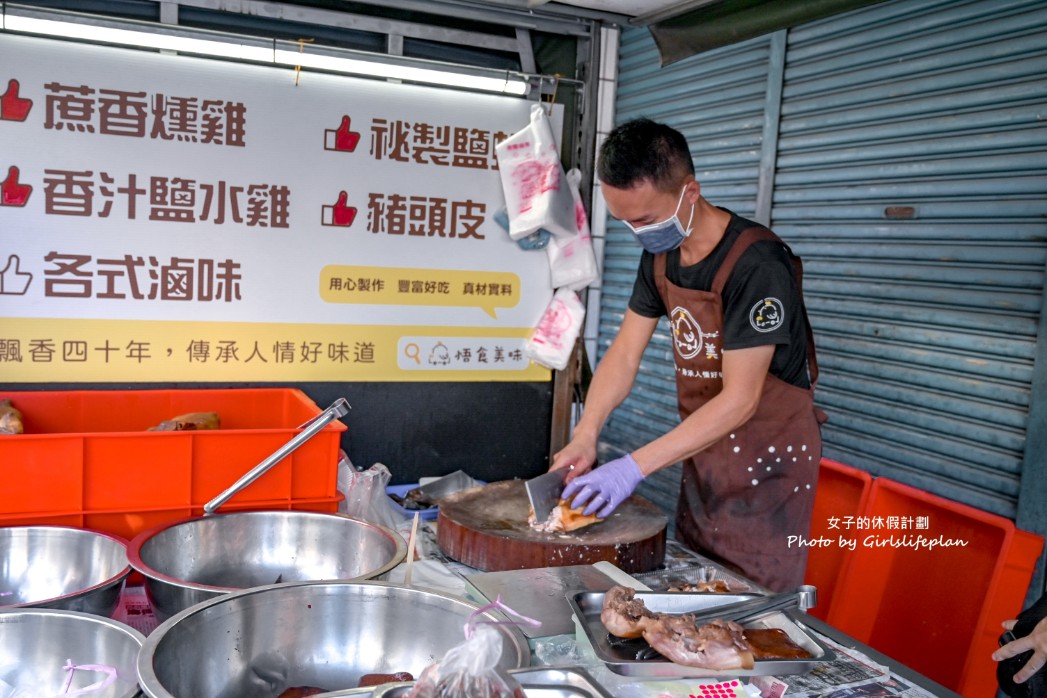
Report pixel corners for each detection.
[685,584,817,625]
[203,398,351,515]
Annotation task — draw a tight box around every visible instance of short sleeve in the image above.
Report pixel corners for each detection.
[628,253,666,318]
[721,241,801,350]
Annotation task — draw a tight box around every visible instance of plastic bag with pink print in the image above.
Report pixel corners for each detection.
[495,104,577,241]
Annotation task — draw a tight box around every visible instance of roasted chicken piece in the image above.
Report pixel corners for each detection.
[148,411,220,431]
[528,500,604,533]
[600,585,656,639]
[600,584,757,670]
[641,616,754,670]
[0,399,23,435]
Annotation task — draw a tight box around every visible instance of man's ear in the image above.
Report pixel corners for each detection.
[685,177,700,204]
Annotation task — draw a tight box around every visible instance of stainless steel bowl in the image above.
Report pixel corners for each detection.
[0,608,145,698]
[0,526,131,616]
[127,511,406,620]
[137,580,531,698]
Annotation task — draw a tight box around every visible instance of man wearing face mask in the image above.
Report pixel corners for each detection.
[550,118,823,591]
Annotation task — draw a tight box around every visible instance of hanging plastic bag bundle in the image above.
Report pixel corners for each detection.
[406,598,539,698]
[545,168,599,291]
[524,287,585,371]
[492,208,551,250]
[495,104,577,241]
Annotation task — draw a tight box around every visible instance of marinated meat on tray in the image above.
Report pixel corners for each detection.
[389,487,438,510]
[668,579,732,593]
[641,615,754,670]
[600,585,656,639]
[599,584,809,670]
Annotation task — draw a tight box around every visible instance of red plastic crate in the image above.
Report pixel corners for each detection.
[804,458,873,621]
[827,477,1044,697]
[960,526,1044,697]
[0,389,346,539]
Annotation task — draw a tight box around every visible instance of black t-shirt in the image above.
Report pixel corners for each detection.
[628,210,811,388]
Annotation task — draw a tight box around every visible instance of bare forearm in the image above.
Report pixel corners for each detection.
[631,344,773,476]
[632,390,758,475]
[550,311,656,476]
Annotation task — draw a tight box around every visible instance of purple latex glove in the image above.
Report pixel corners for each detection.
[561,454,644,518]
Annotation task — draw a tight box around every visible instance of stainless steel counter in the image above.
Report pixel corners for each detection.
[112,525,965,698]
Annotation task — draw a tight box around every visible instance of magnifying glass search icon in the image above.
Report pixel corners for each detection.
[404,343,421,364]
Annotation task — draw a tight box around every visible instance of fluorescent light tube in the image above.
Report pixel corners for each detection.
[2,8,531,95]
[4,14,272,61]
[273,48,528,94]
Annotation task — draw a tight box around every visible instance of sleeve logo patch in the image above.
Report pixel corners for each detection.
[749,298,785,333]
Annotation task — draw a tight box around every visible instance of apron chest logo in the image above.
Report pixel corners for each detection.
[750,297,785,333]
[671,306,719,360]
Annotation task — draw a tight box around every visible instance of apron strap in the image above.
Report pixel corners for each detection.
[653,251,669,301]
[711,226,821,387]
[710,226,778,296]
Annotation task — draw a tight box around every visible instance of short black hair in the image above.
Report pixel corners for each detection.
[597,118,695,192]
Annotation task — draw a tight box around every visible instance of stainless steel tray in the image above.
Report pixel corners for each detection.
[318,667,612,697]
[569,591,835,678]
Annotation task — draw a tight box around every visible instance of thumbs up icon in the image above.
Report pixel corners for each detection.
[0,255,33,295]
[321,190,357,227]
[324,115,361,153]
[1,166,32,207]
[0,79,33,122]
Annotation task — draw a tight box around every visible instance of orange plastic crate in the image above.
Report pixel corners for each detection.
[826,477,1044,697]
[804,458,873,621]
[0,388,346,539]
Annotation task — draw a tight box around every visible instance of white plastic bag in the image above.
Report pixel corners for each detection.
[340,460,405,531]
[495,104,576,241]
[546,168,599,291]
[0,660,119,698]
[407,625,523,698]
[406,598,539,698]
[524,288,585,371]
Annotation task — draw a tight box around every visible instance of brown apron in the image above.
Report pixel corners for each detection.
[656,226,823,592]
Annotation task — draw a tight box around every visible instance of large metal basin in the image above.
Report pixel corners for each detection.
[127,511,406,621]
[321,668,613,697]
[0,525,131,616]
[0,607,145,698]
[137,581,531,698]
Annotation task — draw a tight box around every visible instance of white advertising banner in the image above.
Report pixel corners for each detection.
[0,33,559,382]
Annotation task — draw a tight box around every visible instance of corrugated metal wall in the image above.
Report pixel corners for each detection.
[599,0,1047,523]
[777,0,1047,519]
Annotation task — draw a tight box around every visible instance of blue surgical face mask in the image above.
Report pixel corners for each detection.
[625,186,694,254]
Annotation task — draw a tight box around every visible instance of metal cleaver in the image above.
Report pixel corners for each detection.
[525,468,569,522]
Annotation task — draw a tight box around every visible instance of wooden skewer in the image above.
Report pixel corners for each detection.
[402,510,418,586]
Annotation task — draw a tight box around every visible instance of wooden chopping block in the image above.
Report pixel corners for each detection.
[437,479,667,573]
